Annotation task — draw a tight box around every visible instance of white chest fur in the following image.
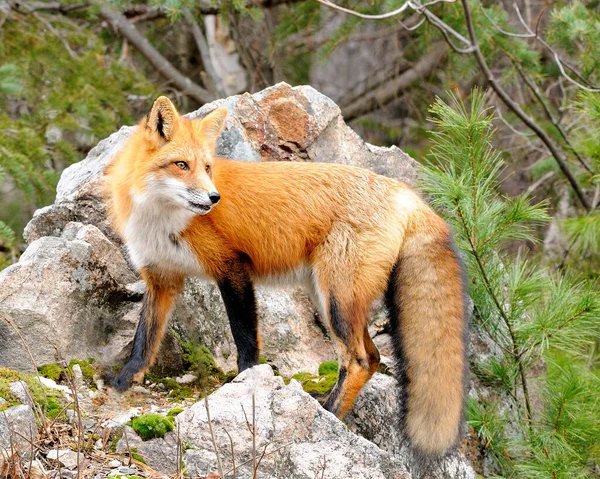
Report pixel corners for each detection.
[124,200,204,276]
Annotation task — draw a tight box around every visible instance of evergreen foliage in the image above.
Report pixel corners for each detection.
[421,89,600,477]
[0,11,154,268]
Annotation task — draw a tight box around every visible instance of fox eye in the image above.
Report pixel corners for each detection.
[174,161,189,171]
[205,164,211,174]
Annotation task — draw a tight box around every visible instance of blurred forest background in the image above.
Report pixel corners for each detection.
[0,0,599,477]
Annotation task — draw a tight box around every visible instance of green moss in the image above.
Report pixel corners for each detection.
[131,452,146,464]
[168,386,194,400]
[291,370,338,395]
[318,360,338,376]
[38,363,63,381]
[68,359,96,388]
[0,367,65,417]
[167,407,184,417]
[131,414,174,441]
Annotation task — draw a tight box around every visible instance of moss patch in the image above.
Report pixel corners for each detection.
[68,359,96,388]
[167,407,184,417]
[0,367,65,417]
[131,413,174,441]
[287,360,340,395]
[38,363,63,381]
[318,360,338,376]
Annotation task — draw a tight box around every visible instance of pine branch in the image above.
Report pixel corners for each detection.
[454,201,534,426]
[459,0,592,211]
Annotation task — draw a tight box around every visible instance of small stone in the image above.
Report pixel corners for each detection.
[47,449,82,469]
[48,469,78,479]
[36,376,72,394]
[71,364,85,390]
[9,381,32,406]
[175,374,197,384]
[0,398,7,407]
[131,385,149,394]
[0,405,37,452]
[116,466,136,475]
[102,408,140,428]
[107,459,121,468]
[157,383,165,390]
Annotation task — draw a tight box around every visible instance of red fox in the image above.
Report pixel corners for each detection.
[106,96,468,458]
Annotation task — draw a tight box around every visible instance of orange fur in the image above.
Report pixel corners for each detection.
[106,97,468,458]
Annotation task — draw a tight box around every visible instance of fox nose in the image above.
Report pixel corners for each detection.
[208,192,220,204]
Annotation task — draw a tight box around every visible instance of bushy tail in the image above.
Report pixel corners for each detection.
[386,216,468,458]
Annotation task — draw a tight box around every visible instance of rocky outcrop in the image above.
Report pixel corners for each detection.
[0,82,417,375]
[114,366,474,478]
[0,405,37,456]
[347,374,475,479]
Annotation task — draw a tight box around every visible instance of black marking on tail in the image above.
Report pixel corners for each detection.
[385,260,409,428]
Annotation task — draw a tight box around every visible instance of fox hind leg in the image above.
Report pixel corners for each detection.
[320,291,380,418]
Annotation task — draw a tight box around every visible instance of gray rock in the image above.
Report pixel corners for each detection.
[9,381,32,406]
[1,83,417,378]
[47,469,78,479]
[178,365,411,479]
[115,425,179,475]
[175,374,197,384]
[346,374,475,479]
[107,459,122,468]
[47,449,82,469]
[0,223,139,372]
[0,405,37,455]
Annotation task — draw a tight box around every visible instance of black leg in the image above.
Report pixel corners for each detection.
[111,270,184,392]
[217,264,260,372]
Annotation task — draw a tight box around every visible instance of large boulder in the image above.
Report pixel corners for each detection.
[347,374,475,479]
[163,365,412,478]
[119,366,474,478]
[0,82,417,375]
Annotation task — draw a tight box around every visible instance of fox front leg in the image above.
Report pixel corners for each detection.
[112,270,184,392]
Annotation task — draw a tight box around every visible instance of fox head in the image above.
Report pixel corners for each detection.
[134,96,227,215]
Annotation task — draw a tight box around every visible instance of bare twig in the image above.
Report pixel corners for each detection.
[526,171,555,195]
[31,10,79,59]
[516,66,594,173]
[459,0,591,210]
[223,428,237,479]
[98,5,214,104]
[123,426,132,465]
[313,0,453,20]
[205,396,224,479]
[182,8,227,98]
[252,394,256,479]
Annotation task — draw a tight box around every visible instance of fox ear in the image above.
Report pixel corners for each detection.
[145,96,179,143]
[197,107,227,153]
